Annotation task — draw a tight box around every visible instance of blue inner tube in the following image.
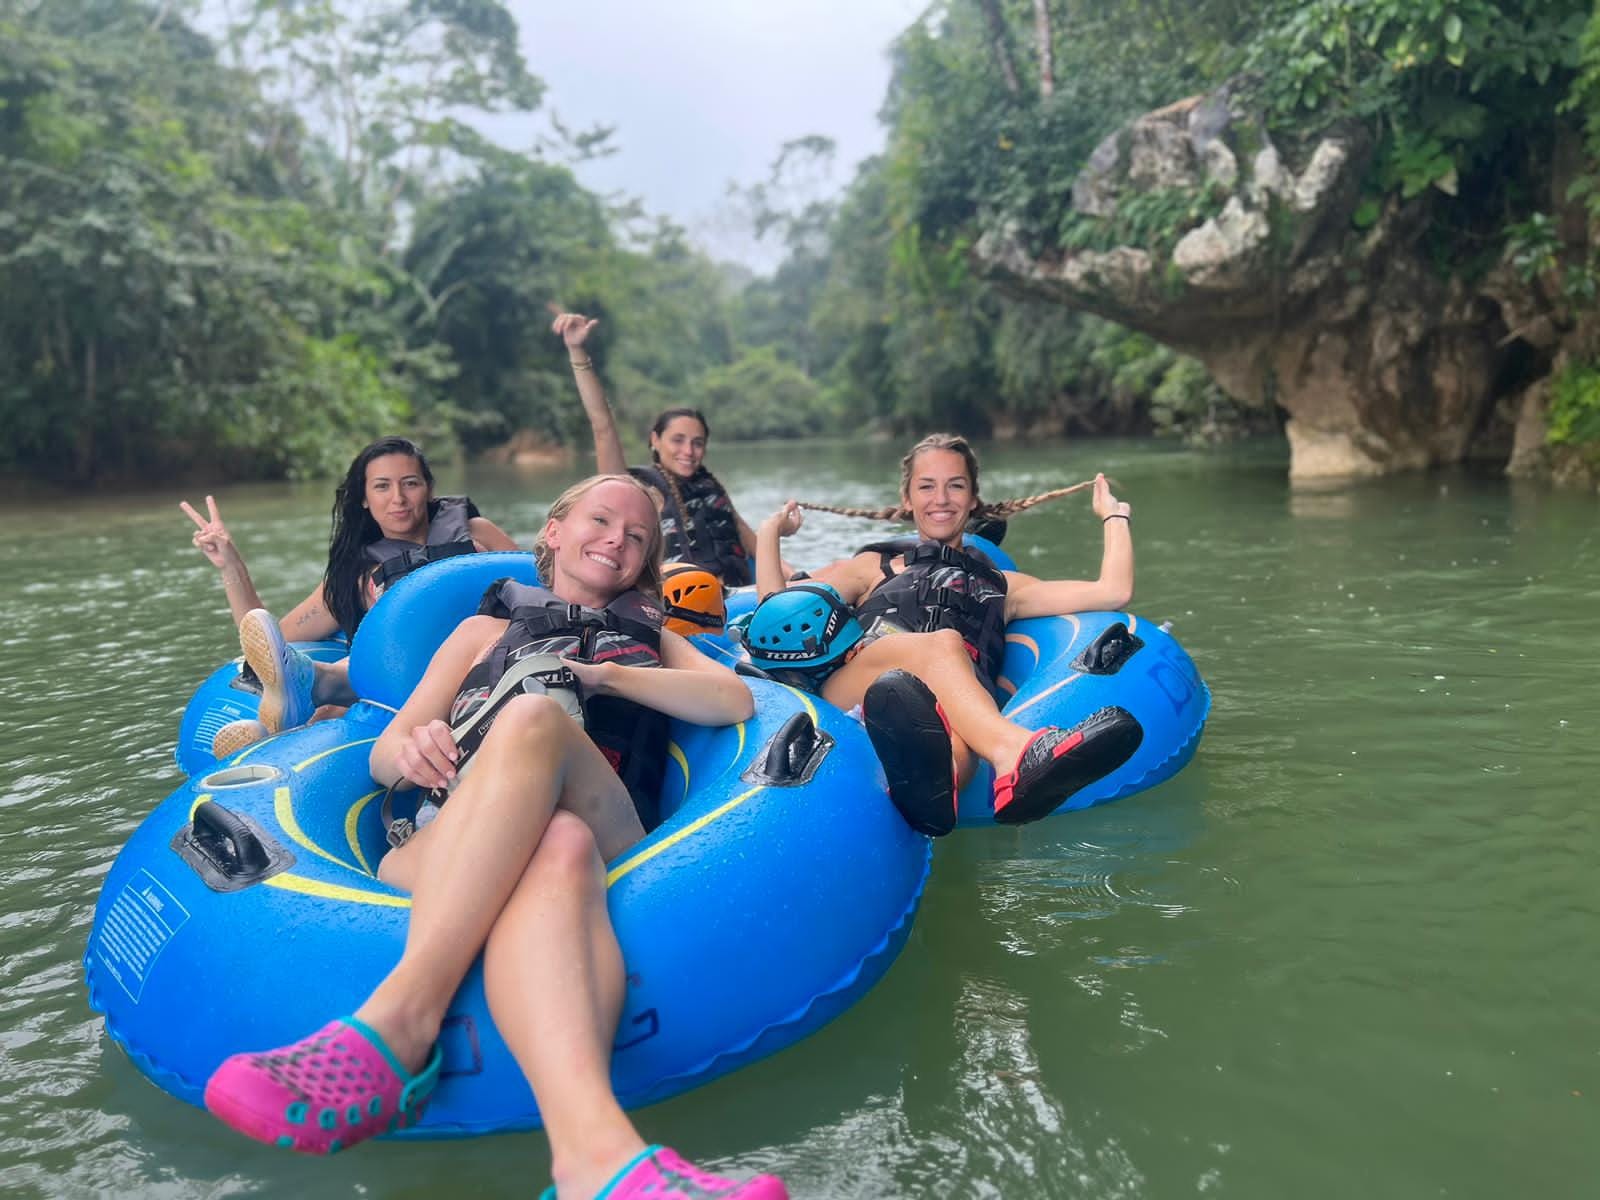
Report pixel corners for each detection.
[87,553,928,1136]
[720,534,1211,825]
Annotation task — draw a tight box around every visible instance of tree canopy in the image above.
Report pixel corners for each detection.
[6,0,1598,484]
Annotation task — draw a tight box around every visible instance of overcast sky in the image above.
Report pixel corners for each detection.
[505,0,927,270]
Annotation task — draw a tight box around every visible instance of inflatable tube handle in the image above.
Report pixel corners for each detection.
[1071,621,1145,675]
[172,801,294,892]
[743,712,834,787]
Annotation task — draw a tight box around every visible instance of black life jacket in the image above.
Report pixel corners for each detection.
[629,465,752,587]
[455,579,670,831]
[853,539,1010,698]
[365,496,480,590]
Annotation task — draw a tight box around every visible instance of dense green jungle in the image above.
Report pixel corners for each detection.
[3,0,1599,488]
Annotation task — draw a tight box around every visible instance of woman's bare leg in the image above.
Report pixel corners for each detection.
[310,659,357,707]
[822,629,1032,770]
[359,694,644,1074]
[484,811,648,1200]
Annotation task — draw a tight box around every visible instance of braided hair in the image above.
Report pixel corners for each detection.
[795,432,1099,526]
[324,436,435,638]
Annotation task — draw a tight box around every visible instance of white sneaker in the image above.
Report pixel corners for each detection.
[239,610,316,733]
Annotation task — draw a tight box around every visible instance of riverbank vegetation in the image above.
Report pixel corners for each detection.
[0,0,818,483]
[4,1,1599,484]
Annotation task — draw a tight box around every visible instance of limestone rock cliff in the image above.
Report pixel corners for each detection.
[976,84,1582,483]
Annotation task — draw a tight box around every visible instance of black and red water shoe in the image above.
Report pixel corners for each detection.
[992,706,1144,824]
[862,669,959,837]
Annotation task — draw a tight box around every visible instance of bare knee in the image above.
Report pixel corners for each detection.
[527,810,604,890]
[482,692,580,749]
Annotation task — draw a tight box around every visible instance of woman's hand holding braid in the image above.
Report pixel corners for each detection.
[1091,473,1131,522]
[760,500,804,540]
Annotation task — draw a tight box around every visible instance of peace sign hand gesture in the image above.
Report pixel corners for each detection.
[180,495,241,569]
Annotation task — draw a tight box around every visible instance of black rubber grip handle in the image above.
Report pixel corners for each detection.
[191,800,271,876]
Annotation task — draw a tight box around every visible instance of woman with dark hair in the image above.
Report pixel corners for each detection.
[753,433,1143,837]
[182,436,517,749]
[551,312,788,587]
[203,474,784,1200]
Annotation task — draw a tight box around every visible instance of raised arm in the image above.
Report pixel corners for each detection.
[1005,473,1134,620]
[552,310,628,476]
[754,502,804,598]
[564,630,754,725]
[181,495,268,627]
[738,508,796,590]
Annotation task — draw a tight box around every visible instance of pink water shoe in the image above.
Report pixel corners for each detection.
[204,1016,441,1154]
[540,1144,788,1200]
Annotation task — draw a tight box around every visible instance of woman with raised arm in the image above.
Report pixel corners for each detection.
[753,433,1143,837]
[551,311,789,587]
[181,436,517,751]
[202,474,784,1200]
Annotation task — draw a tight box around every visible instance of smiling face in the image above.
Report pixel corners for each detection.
[363,453,430,541]
[904,448,979,545]
[542,478,660,607]
[649,415,709,479]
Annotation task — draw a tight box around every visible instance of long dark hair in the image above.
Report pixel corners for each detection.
[323,437,435,637]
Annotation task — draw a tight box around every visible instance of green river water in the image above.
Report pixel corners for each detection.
[1,437,1595,1198]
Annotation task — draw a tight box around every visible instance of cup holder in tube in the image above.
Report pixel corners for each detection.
[198,764,285,789]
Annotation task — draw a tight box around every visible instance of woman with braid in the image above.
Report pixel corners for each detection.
[552,311,791,586]
[753,433,1143,836]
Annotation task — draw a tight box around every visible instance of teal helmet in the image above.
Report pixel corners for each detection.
[745,583,864,672]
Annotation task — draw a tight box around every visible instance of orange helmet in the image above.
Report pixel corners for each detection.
[661,562,726,636]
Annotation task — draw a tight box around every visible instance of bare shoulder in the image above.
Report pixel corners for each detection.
[440,614,507,663]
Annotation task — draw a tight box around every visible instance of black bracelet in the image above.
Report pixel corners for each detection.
[1103,513,1130,524]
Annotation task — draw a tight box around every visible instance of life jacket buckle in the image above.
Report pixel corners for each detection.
[385,816,415,849]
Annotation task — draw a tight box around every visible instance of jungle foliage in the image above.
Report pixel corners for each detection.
[6,1,1599,482]
[739,0,1596,449]
[0,0,819,484]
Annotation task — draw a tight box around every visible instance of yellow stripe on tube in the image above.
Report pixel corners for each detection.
[262,871,411,908]
[607,786,765,888]
[345,789,384,876]
[293,738,378,773]
[666,742,691,807]
[275,787,360,874]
